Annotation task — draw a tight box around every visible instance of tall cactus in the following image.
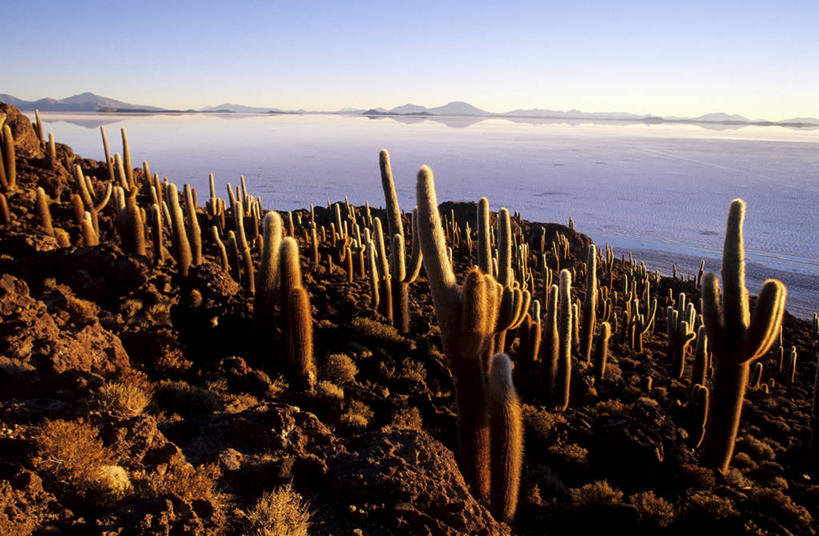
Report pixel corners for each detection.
[580,244,597,361]
[668,293,697,380]
[489,352,523,523]
[556,269,573,411]
[811,351,819,475]
[255,212,283,332]
[287,286,317,390]
[700,199,787,473]
[542,284,559,401]
[2,124,16,191]
[593,321,611,380]
[416,165,503,502]
[167,183,193,277]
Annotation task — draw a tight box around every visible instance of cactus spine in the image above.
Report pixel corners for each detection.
[489,352,523,523]
[700,199,787,473]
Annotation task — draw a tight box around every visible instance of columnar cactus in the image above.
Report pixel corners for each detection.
[2,124,16,191]
[489,352,523,523]
[167,183,193,277]
[690,326,708,396]
[690,384,709,448]
[287,286,317,390]
[183,185,203,265]
[811,351,819,474]
[668,293,697,380]
[121,128,134,190]
[211,226,229,272]
[593,321,611,380]
[556,269,573,411]
[416,165,503,502]
[0,193,9,226]
[254,211,283,332]
[542,284,559,400]
[81,212,99,246]
[151,205,165,265]
[700,199,787,473]
[580,244,597,361]
[35,187,55,237]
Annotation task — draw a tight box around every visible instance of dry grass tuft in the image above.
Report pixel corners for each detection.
[90,381,150,417]
[322,353,358,385]
[245,483,311,536]
[151,380,221,417]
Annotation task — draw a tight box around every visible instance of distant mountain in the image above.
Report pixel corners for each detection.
[694,112,750,123]
[504,108,649,120]
[0,92,164,112]
[428,101,487,116]
[200,103,280,113]
[389,103,428,114]
[781,117,819,125]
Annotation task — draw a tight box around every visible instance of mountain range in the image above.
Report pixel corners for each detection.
[3,92,818,127]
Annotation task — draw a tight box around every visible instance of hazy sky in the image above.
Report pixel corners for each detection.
[3,1,818,119]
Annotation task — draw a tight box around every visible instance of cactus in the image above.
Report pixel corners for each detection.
[555,269,573,411]
[690,326,708,396]
[35,187,55,237]
[593,321,611,380]
[700,199,786,473]
[580,244,597,361]
[489,352,523,522]
[183,185,203,265]
[120,128,134,190]
[167,183,193,277]
[287,286,317,390]
[81,211,99,246]
[668,293,697,379]
[255,211,283,330]
[690,384,709,448]
[2,124,16,191]
[151,205,165,265]
[416,165,505,501]
[0,193,8,226]
[542,284,560,400]
[126,202,146,256]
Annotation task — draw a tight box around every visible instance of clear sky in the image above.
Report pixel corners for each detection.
[3,1,818,119]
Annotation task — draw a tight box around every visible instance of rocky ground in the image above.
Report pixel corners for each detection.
[0,101,817,535]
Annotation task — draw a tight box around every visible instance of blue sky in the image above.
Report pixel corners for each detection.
[3,1,818,118]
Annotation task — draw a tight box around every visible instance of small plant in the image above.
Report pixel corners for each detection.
[391,406,423,430]
[340,399,374,429]
[630,491,675,528]
[568,480,624,508]
[245,483,311,536]
[316,380,344,402]
[151,380,221,417]
[321,353,358,385]
[90,382,149,417]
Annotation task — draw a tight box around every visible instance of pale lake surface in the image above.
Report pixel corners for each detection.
[34,112,819,318]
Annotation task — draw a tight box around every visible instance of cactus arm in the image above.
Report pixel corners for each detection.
[744,279,787,362]
[416,166,458,323]
[722,199,750,339]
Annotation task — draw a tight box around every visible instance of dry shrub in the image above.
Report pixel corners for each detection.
[523,405,566,445]
[351,317,405,346]
[683,491,738,521]
[568,480,623,508]
[735,435,776,461]
[151,380,221,417]
[340,400,373,429]
[135,460,221,503]
[35,419,114,488]
[316,380,344,401]
[246,483,311,536]
[629,490,675,528]
[35,419,130,507]
[748,488,813,529]
[391,406,422,430]
[322,354,358,384]
[90,381,149,417]
[380,358,426,384]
